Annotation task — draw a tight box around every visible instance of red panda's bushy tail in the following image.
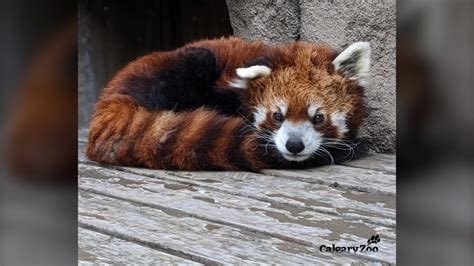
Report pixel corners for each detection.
[86,94,267,171]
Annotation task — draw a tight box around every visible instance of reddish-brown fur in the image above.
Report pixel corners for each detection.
[87,37,366,171]
[245,42,365,139]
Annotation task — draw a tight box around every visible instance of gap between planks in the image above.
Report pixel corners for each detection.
[79,228,203,265]
[79,221,220,265]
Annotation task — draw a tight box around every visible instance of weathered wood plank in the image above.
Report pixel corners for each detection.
[79,228,201,265]
[264,167,396,196]
[124,167,395,226]
[79,164,395,263]
[343,153,396,174]
[79,191,371,265]
[78,142,395,227]
[77,131,396,263]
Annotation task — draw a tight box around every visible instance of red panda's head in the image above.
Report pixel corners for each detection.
[235,42,370,162]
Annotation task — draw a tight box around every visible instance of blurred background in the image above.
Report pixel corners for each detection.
[397,0,473,264]
[0,0,472,265]
[0,1,77,265]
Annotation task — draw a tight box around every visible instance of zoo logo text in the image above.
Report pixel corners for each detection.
[319,235,381,253]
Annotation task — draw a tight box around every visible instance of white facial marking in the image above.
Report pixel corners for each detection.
[307,104,321,117]
[253,106,266,128]
[275,121,322,162]
[331,112,348,137]
[332,42,371,87]
[276,101,288,115]
[236,65,272,79]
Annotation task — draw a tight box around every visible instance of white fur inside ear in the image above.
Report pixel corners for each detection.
[236,65,272,79]
[228,79,248,89]
[332,42,371,87]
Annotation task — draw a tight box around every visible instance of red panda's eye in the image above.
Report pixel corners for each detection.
[272,112,284,123]
[312,114,325,125]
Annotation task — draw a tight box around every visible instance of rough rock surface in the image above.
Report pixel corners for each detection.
[227,0,396,153]
[226,0,300,44]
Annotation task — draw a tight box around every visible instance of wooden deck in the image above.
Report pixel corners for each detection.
[78,129,396,265]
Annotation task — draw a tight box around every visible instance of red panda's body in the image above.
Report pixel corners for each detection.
[87,37,369,171]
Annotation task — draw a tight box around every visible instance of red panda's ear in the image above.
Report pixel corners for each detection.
[229,65,272,88]
[236,65,272,79]
[332,42,371,87]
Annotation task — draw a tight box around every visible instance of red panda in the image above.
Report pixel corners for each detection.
[87,37,369,171]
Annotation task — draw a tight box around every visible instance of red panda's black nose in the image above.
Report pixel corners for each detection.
[286,138,305,154]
